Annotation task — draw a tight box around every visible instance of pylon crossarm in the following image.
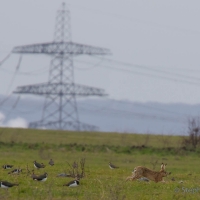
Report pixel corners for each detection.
[12,42,111,55]
[13,82,108,96]
[29,120,60,129]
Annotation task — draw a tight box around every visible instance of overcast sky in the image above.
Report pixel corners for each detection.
[1,0,200,104]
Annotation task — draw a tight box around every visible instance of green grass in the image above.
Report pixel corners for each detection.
[0,128,200,200]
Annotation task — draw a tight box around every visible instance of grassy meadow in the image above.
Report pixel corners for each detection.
[0,128,200,199]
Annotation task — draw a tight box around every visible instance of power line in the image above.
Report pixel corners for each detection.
[0,94,12,107]
[0,52,12,67]
[74,57,200,86]
[69,3,200,36]
[74,57,105,70]
[103,97,190,116]
[78,103,186,124]
[6,55,22,94]
[1,101,44,115]
[4,95,21,119]
[100,57,200,82]
[94,56,200,82]
[0,65,49,76]
[0,55,22,108]
[78,98,188,123]
[2,51,199,89]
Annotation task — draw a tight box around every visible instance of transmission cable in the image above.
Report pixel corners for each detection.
[0,52,12,67]
[0,55,22,107]
[103,97,190,116]
[75,57,200,86]
[70,3,200,36]
[74,57,105,70]
[78,104,186,124]
[95,56,200,83]
[6,55,22,94]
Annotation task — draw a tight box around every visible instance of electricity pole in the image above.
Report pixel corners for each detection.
[12,3,111,131]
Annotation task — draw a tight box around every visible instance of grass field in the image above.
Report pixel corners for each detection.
[0,128,200,200]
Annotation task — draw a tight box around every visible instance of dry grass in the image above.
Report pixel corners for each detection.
[0,128,182,148]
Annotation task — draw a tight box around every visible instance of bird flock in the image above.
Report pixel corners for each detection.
[0,159,80,190]
[1,160,121,190]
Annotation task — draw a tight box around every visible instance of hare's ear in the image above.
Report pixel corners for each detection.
[164,163,167,170]
[161,163,164,169]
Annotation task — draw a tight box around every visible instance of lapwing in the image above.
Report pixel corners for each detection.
[2,165,13,169]
[33,161,45,169]
[49,159,54,166]
[72,161,78,169]
[171,177,175,181]
[31,170,38,179]
[33,172,48,182]
[109,162,119,169]
[63,179,79,187]
[0,181,18,189]
[41,163,45,168]
[8,168,22,175]
[179,180,183,184]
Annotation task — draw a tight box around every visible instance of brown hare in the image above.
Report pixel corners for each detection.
[126,163,167,183]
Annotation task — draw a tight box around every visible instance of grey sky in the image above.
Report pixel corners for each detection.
[1,0,200,104]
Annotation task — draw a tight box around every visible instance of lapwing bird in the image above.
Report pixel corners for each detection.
[41,163,45,168]
[8,168,22,175]
[179,180,183,184]
[2,165,13,169]
[63,179,79,187]
[49,159,54,166]
[0,181,18,189]
[72,161,78,169]
[31,170,38,179]
[33,172,48,182]
[109,162,119,169]
[33,161,45,169]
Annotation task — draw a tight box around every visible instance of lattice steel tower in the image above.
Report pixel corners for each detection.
[12,3,111,131]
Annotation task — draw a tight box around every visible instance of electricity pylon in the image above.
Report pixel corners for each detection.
[12,3,111,131]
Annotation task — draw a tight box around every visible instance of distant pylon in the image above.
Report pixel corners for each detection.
[12,3,111,131]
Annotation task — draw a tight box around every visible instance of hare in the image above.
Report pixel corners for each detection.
[126,163,167,183]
